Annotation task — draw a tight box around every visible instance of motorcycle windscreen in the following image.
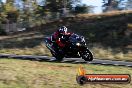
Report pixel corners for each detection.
[69,34,85,43]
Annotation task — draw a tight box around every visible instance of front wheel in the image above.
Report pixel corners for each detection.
[81,48,93,61]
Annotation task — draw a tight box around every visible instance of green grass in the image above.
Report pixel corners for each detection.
[0,58,132,88]
[91,46,132,61]
[0,31,51,56]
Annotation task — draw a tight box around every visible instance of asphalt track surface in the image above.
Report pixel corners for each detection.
[0,54,132,67]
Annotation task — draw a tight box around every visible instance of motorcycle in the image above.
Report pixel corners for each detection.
[44,33,93,61]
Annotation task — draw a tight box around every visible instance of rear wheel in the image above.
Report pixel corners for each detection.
[81,48,93,61]
[51,51,64,61]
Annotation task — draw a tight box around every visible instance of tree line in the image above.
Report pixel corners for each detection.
[0,0,91,24]
[0,0,131,24]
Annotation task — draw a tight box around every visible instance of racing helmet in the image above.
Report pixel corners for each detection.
[58,26,67,34]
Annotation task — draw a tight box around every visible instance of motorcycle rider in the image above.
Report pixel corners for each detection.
[45,26,93,61]
[50,26,72,52]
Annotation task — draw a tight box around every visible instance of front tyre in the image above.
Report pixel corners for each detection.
[81,48,93,61]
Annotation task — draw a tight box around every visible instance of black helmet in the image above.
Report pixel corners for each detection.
[58,26,67,34]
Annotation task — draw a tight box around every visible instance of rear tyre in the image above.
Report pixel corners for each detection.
[51,51,64,61]
[82,48,93,61]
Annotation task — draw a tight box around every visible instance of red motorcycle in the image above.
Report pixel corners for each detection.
[44,33,93,61]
